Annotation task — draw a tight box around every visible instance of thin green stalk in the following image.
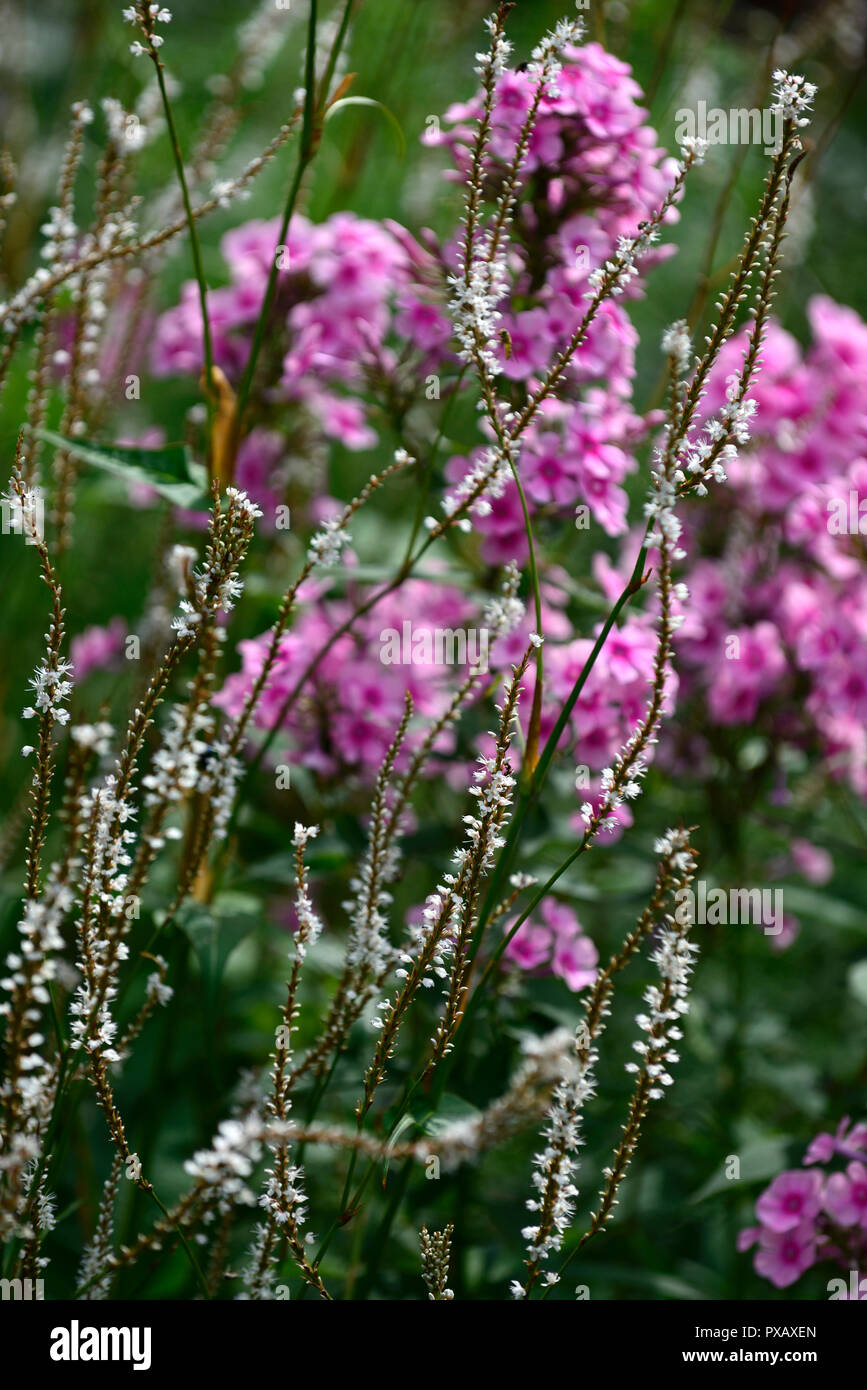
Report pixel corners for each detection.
[317,0,356,110]
[146,1186,212,1300]
[507,459,545,780]
[151,60,215,416]
[235,0,322,426]
[400,364,468,568]
[472,536,650,946]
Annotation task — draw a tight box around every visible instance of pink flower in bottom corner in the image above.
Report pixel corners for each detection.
[755,1169,824,1232]
[753,1222,817,1289]
[824,1161,867,1229]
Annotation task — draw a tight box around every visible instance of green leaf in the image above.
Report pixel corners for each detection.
[176,892,261,994]
[36,429,210,509]
[422,1092,482,1136]
[324,97,406,157]
[689,1137,789,1203]
[782,886,867,934]
[383,1112,419,1182]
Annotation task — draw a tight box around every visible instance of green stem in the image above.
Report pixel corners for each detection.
[507,460,544,782]
[151,57,215,412]
[145,1186,212,1301]
[473,536,650,947]
[235,0,322,426]
[400,365,468,568]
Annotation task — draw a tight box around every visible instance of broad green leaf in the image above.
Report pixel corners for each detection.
[37,429,209,509]
[176,892,261,994]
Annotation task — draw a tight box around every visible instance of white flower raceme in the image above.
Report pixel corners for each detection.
[770,70,817,126]
[184,1116,276,1205]
[124,3,172,57]
[195,739,244,842]
[22,658,73,729]
[1,482,44,541]
[520,999,612,1285]
[172,487,261,638]
[71,721,115,756]
[448,259,508,377]
[653,827,695,875]
[520,830,697,1291]
[68,779,137,1063]
[419,1225,455,1301]
[340,808,402,1015]
[290,824,324,958]
[588,226,657,298]
[365,726,518,1090]
[482,560,525,637]
[475,11,513,78]
[661,320,692,376]
[141,706,211,809]
[307,518,350,567]
[528,15,585,95]
[437,442,514,532]
[243,825,323,1298]
[0,870,73,1238]
[678,134,708,168]
[626,931,699,1099]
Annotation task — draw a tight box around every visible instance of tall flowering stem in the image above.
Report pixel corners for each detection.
[520,829,698,1297]
[551,847,701,1289]
[357,647,531,1120]
[246,825,330,1301]
[0,466,71,1242]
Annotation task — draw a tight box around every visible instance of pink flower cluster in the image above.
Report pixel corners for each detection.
[146,44,682,817]
[504,897,598,993]
[214,577,478,782]
[429,42,680,560]
[739,1117,867,1290]
[677,296,867,798]
[151,210,451,510]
